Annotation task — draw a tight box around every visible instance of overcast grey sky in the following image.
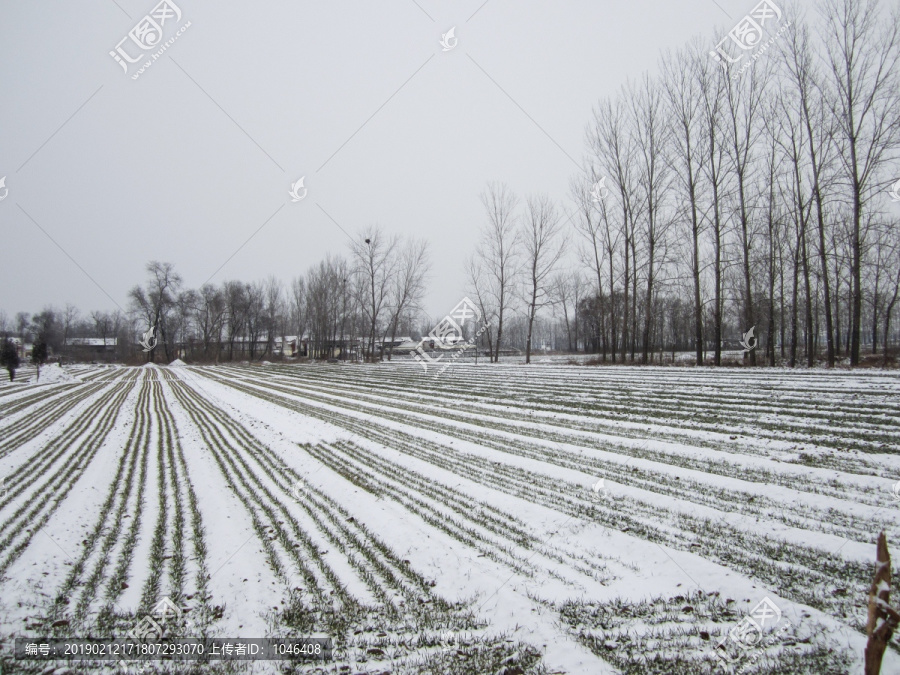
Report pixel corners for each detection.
[1,0,766,321]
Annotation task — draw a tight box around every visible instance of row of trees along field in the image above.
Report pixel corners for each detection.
[462,0,900,368]
[122,229,431,364]
[2,0,899,367]
[566,0,900,368]
[0,239,428,365]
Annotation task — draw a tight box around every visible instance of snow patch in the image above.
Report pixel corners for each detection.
[30,363,78,384]
[169,358,187,367]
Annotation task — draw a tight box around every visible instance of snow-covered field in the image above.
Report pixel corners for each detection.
[1,361,898,674]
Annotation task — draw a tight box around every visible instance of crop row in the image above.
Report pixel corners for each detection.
[167,372,482,663]
[198,367,875,634]
[0,374,135,458]
[48,370,206,636]
[300,364,900,459]
[236,365,896,537]
[0,377,136,581]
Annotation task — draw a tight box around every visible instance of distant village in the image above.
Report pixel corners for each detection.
[2,333,519,365]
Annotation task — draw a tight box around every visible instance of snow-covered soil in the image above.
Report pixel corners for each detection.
[0,361,898,674]
[29,363,80,385]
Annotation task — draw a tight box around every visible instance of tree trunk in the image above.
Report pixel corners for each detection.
[768,230,776,367]
[641,239,655,364]
[630,236,638,361]
[691,188,703,365]
[525,300,536,364]
[814,194,835,366]
[834,256,842,357]
[495,302,504,363]
[885,305,897,367]
[883,265,900,366]
[850,162,863,365]
[622,229,630,363]
[801,231,813,367]
[779,242,785,360]
[711,187,723,366]
[790,246,800,368]
[738,184,755,366]
[609,255,617,363]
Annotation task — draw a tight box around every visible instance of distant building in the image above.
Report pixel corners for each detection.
[273,334,362,360]
[377,337,413,354]
[391,337,473,354]
[274,335,304,358]
[66,337,117,360]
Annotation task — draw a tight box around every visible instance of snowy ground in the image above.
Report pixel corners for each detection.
[0,361,898,674]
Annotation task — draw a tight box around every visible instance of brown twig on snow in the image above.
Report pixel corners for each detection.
[864,531,900,675]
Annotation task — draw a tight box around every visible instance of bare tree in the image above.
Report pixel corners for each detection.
[761,98,783,367]
[697,57,729,365]
[174,289,196,360]
[195,284,226,361]
[630,73,673,363]
[110,310,125,360]
[262,276,284,359]
[724,58,773,365]
[521,195,566,364]
[245,281,266,361]
[476,182,520,362]
[820,0,900,364]
[224,280,248,361]
[128,261,181,363]
[383,238,430,360]
[571,174,610,359]
[61,303,79,358]
[91,310,112,352]
[774,97,815,367]
[289,275,307,355]
[663,40,707,365]
[306,255,353,359]
[351,225,398,361]
[783,15,840,366]
[305,262,330,359]
[465,254,495,359]
[335,259,356,360]
[588,96,641,361]
[551,270,584,352]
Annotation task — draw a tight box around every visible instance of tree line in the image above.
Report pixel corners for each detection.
[123,229,431,364]
[569,0,900,367]
[467,0,900,367]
